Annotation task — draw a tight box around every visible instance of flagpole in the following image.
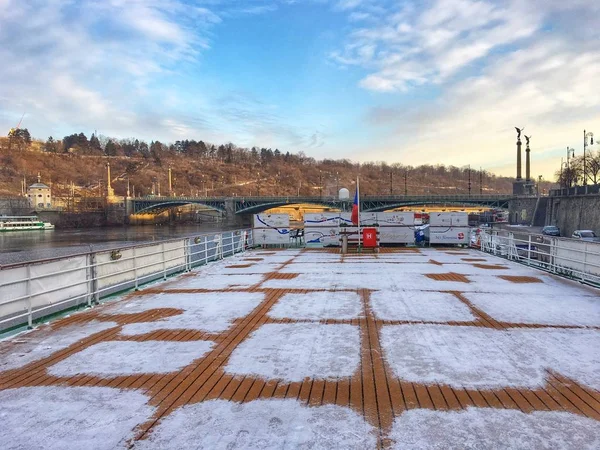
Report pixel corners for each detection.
[357,177,361,251]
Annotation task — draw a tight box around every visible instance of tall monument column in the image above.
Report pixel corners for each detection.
[513,127,526,195]
[106,162,115,198]
[525,135,531,182]
[516,128,523,180]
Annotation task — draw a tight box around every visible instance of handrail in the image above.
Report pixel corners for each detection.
[0,229,253,331]
[473,229,600,286]
[0,229,243,270]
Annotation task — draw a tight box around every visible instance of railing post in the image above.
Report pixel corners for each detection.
[582,242,588,282]
[527,234,532,266]
[90,251,99,305]
[162,242,167,280]
[550,238,557,274]
[26,264,33,329]
[217,234,223,260]
[133,247,139,291]
[185,238,191,272]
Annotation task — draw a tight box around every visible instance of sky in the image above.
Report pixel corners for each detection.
[0,0,599,179]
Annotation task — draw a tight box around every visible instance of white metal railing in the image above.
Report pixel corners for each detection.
[0,229,254,332]
[473,230,600,286]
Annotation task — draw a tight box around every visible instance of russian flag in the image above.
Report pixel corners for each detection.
[351,186,359,225]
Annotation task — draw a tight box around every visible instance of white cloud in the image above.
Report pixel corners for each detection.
[333,0,600,177]
[0,0,328,149]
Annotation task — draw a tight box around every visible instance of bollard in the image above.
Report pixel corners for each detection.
[341,234,348,254]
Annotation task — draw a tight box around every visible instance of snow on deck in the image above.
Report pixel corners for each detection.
[0,247,599,449]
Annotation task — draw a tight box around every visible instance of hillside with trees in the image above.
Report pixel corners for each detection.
[0,129,556,200]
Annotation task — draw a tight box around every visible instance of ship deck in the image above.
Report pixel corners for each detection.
[1,248,599,449]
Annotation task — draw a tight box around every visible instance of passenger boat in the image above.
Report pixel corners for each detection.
[0,216,55,232]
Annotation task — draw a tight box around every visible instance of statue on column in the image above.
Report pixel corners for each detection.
[515,127,524,141]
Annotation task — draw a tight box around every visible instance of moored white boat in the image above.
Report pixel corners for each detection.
[0,216,54,232]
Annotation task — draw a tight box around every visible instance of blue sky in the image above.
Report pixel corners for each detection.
[1,0,599,178]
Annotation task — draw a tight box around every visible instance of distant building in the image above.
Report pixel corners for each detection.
[27,173,52,209]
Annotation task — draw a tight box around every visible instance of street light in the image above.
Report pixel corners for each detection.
[319,170,322,197]
[584,130,594,185]
[567,147,575,187]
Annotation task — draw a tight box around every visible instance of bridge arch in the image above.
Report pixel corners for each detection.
[234,199,351,215]
[131,199,226,215]
[363,199,510,212]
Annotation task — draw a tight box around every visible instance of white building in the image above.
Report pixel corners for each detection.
[27,174,52,209]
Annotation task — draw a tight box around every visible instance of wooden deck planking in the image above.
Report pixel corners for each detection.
[1,247,599,447]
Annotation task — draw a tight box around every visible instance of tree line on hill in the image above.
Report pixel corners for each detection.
[1,128,559,197]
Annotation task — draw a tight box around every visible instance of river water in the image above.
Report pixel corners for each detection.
[0,223,237,266]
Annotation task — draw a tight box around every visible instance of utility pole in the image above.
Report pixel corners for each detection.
[468,165,472,197]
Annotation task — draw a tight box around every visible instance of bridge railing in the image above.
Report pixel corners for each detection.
[134,193,516,201]
[475,230,600,287]
[0,229,254,333]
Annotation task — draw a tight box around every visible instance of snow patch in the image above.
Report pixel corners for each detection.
[381,324,600,390]
[0,320,117,372]
[134,399,376,450]
[48,340,214,377]
[221,263,282,275]
[371,291,475,322]
[518,328,600,391]
[465,293,600,326]
[116,292,264,335]
[225,323,360,381]
[390,408,600,450]
[380,324,546,389]
[269,292,363,320]
[171,274,264,290]
[0,386,154,450]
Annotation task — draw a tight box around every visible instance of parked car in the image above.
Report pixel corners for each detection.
[571,230,600,242]
[541,225,560,236]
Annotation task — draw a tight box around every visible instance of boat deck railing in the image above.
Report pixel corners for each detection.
[0,229,254,332]
[474,230,600,287]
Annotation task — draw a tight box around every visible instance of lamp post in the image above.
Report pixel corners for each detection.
[389,170,393,195]
[404,169,408,196]
[319,170,322,197]
[584,130,594,186]
[566,147,575,187]
[479,167,483,195]
[336,171,339,194]
[257,172,260,196]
